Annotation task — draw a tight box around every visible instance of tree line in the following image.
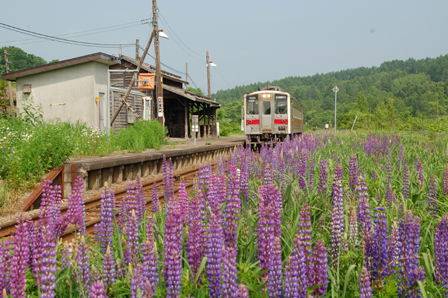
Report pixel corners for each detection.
[214,54,448,131]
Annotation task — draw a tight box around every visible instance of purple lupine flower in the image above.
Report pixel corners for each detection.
[331,165,343,202]
[296,203,313,286]
[208,175,223,224]
[267,236,283,297]
[330,180,344,266]
[187,193,203,279]
[307,159,315,190]
[372,170,377,181]
[348,206,358,248]
[397,210,425,297]
[444,167,448,196]
[39,229,58,298]
[131,264,144,298]
[398,145,404,172]
[385,153,394,207]
[279,159,287,191]
[71,176,87,236]
[357,176,372,243]
[205,213,224,298]
[178,180,189,223]
[359,266,373,298]
[218,174,227,207]
[222,247,238,298]
[118,198,127,232]
[163,200,182,298]
[349,154,358,191]
[76,236,91,294]
[309,240,328,298]
[61,242,71,270]
[97,188,115,254]
[298,151,307,190]
[224,166,241,249]
[365,207,389,283]
[387,221,400,275]
[125,210,140,266]
[9,215,29,298]
[318,159,328,195]
[89,280,107,298]
[284,245,307,298]
[102,246,115,290]
[263,163,273,185]
[0,241,6,293]
[135,175,145,222]
[434,215,448,294]
[141,215,158,294]
[403,159,409,200]
[417,161,423,189]
[238,284,249,298]
[151,181,160,214]
[427,174,437,217]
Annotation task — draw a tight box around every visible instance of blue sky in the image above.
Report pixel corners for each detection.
[1,0,448,96]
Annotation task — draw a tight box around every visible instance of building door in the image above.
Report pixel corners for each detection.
[99,93,105,131]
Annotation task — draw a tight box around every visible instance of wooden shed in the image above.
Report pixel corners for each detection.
[109,55,221,139]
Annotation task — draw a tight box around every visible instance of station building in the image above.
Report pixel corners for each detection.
[3,52,220,139]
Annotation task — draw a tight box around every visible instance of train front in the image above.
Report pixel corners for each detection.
[243,90,290,145]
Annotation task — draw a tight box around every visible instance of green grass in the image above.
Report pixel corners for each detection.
[0,116,166,192]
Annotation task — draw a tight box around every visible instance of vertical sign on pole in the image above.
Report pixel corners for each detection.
[332,86,339,134]
[192,115,198,145]
[157,97,163,118]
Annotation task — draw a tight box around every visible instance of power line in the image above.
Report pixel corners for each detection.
[158,9,203,58]
[0,22,135,48]
[214,67,232,88]
[157,17,204,62]
[0,19,149,45]
[138,45,200,89]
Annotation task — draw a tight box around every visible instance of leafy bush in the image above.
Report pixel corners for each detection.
[111,119,166,151]
[219,119,241,137]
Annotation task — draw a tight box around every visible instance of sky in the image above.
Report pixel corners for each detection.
[1,0,448,97]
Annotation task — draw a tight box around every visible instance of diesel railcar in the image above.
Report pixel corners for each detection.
[243,86,303,145]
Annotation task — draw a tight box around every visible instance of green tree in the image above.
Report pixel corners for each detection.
[355,91,368,113]
[0,46,47,76]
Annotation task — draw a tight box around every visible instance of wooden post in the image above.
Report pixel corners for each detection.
[206,51,211,99]
[153,0,164,125]
[4,50,14,116]
[136,39,140,61]
[110,31,154,125]
[208,106,211,138]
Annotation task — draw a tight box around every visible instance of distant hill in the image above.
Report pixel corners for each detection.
[213,54,448,128]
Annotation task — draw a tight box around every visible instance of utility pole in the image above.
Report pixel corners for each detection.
[4,50,14,116]
[153,0,163,125]
[186,62,188,86]
[206,51,211,98]
[135,39,140,61]
[332,86,339,134]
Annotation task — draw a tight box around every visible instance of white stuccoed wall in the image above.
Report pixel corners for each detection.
[15,61,109,129]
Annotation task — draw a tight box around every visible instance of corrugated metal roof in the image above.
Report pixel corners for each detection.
[163,84,221,107]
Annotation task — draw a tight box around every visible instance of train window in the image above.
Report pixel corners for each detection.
[275,96,287,114]
[246,96,259,114]
[263,101,271,115]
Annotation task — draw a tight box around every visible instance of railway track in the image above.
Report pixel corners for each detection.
[0,163,209,242]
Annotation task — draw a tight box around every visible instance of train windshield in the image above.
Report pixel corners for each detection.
[275,95,288,114]
[246,95,259,114]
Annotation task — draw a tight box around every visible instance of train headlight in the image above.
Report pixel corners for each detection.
[262,94,266,98]
[267,94,271,98]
